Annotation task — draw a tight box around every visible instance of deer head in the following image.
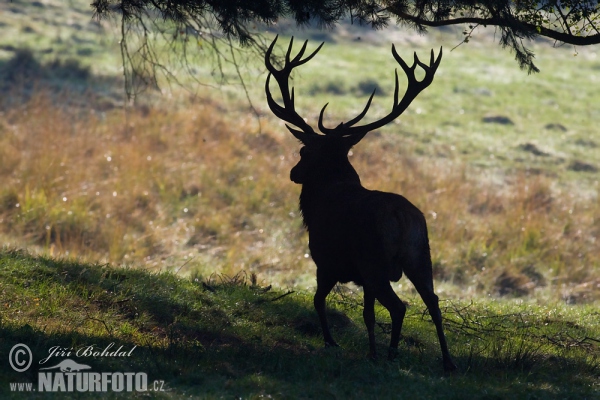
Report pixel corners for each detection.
[265,36,442,185]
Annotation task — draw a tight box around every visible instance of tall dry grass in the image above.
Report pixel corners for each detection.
[0,91,598,302]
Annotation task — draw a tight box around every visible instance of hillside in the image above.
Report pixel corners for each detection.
[2,249,599,398]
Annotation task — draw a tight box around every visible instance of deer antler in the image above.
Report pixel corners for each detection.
[318,45,442,146]
[265,37,442,147]
[265,35,324,143]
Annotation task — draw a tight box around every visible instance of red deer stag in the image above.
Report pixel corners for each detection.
[265,36,457,372]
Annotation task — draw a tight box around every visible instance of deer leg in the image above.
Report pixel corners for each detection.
[411,280,457,372]
[374,283,407,361]
[314,275,338,347]
[363,288,377,359]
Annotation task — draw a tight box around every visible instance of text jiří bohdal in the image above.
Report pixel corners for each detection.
[39,343,137,365]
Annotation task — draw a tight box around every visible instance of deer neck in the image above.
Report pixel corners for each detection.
[298,167,362,229]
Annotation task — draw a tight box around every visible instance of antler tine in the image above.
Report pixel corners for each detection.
[413,52,430,72]
[285,37,295,65]
[317,103,330,133]
[393,69,399,107]
[265,35,279,75]
[265,74,290,120]
[265,74,304,127]
[291,38,305,63]
[392,45,414,80]
[343,89,376,129]
[318,89,376,135]
[413,52,421,68]
[265,36,324,74]
[296,41,324,66]
[435,47,443,69]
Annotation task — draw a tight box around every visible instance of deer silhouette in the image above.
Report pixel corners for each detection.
[265,36,457,372]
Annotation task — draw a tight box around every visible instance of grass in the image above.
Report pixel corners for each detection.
[267,33,600,187]
[1,249,599,398]
[0,0,120,72]
[0,90,598,302]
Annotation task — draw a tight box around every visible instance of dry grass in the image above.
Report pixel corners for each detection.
[0,91,598,302]
[353,137,600,302]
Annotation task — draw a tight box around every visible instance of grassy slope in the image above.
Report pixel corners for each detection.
[0,0,122,72]
[1,249,599,399]
[1,93,598,302]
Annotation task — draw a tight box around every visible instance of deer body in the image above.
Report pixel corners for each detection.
[302,185,429,286]
[266,36,457,371]
[295,151,426,286]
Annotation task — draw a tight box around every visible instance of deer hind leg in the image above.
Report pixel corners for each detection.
[362,288,377,359]
[373,283,407,360]
[405,263,458,372]
[314,274,338,347]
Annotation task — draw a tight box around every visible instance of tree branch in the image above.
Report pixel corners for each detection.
[393,11,600,46]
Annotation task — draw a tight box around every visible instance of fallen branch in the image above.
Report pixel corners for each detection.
[270,290,295,302]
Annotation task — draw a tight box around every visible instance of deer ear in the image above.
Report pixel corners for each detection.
[342,132,368,150]
[286,125,319,146]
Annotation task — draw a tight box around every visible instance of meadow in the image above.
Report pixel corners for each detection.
[0,0,599,397]
[1,35,599,300]
[1,249,599,398]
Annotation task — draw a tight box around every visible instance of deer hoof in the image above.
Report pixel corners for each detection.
[443,358,458,373]
[387,347,399,361]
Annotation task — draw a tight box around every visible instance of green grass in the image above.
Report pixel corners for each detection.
[262,33,600,189]
[1,249,599,398]
[0,0,121,72]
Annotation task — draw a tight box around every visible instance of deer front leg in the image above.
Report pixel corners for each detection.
[314,275,338,347]
[363,288,377,359]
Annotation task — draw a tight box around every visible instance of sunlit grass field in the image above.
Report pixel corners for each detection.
[2,249,599,398]
[0,87,598,303]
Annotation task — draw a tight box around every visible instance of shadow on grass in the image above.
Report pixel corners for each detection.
[1,249,598,398]
[0,48,122,111]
